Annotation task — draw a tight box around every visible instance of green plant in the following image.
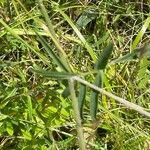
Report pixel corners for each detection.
[0,0,150,149]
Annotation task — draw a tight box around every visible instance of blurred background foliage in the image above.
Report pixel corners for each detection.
[0,0,150,149]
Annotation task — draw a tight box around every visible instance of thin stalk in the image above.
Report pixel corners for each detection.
[68,78,86,150]
[37,0,72,72]
[71,76,150,118]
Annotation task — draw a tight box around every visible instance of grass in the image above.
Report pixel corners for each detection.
[0,0,150,149]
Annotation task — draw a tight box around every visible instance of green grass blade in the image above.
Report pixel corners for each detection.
[12,0,26,32]
[111,51,137,64]
[111,44,150,64]
[55,4,97,61]
[76,9,97,30]
[90,71,103,121]
[32,67,75,79]
[78,83,86,119]
[0,61,18,68]
[95,43,113,70]
[36,32,69,72]
[131,16,150,50]
[0,14,41,37]
[7,28,50,36]
[137,58,149,88]
[37,0,72,72]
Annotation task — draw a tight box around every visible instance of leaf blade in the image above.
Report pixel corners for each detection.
[95,44,113,70]
[90,71,103,121]
[32,67,75,79]
[36,32,69,72]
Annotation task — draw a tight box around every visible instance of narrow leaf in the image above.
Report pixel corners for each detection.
[90,71,103,121]
[55,6,97,61]
[36,32,69,72]
[6,122,14,136]
[32,68,75,79]
[131,16,150,50]
[137,58,149,88]
[37,0,72,72]
[111,51,137,64]
[76,9,97,30]
[111,45,150,64]
[21,129,32,140]
[95,44,113,70]
[78,83,86,119]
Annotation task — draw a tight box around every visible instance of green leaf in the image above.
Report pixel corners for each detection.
[0,88,17,109]
[0,114,8,121]
[4,88,17,100]
[37,0,72,72]
[0,61,18,68]
[111,51,137,64]
[32,66,75,79]
[55,5,97,61]
[76,9,97,30]
[61,108,69,117]
[49,106,57,113]
[21,129,32,141]
[62,87,70,98]
[95,44,113,70]
[137,58,149,88]
[138,74,149,88]
[6,122,14,136]
[111,44,150,64]
[78,83,86,119]
[131,16,150,50]
[0,0,4,5]
[36,32,69,72]
[90,71,103,121]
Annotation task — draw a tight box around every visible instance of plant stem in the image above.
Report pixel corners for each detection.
[37,0,72,72]
[68,78,86,150]
[72,76,150,118]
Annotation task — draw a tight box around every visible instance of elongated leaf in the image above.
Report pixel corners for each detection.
[0,114,8,121]
[90,71,103,121]
[36,32,69,72]
[111,44,150,64]
[32,68,75,79]
[0,61,18,68]
[131,16,150,50]
[111,52,138,64]
[55,5,97,61]
[78,83,86,119]
[137,58,149,88]
[37,0,72,72]
[10,28,50,36]
[76,9,97,30]
[6,122,14,136]
[95,44,113,70]
[21,129,32,141]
